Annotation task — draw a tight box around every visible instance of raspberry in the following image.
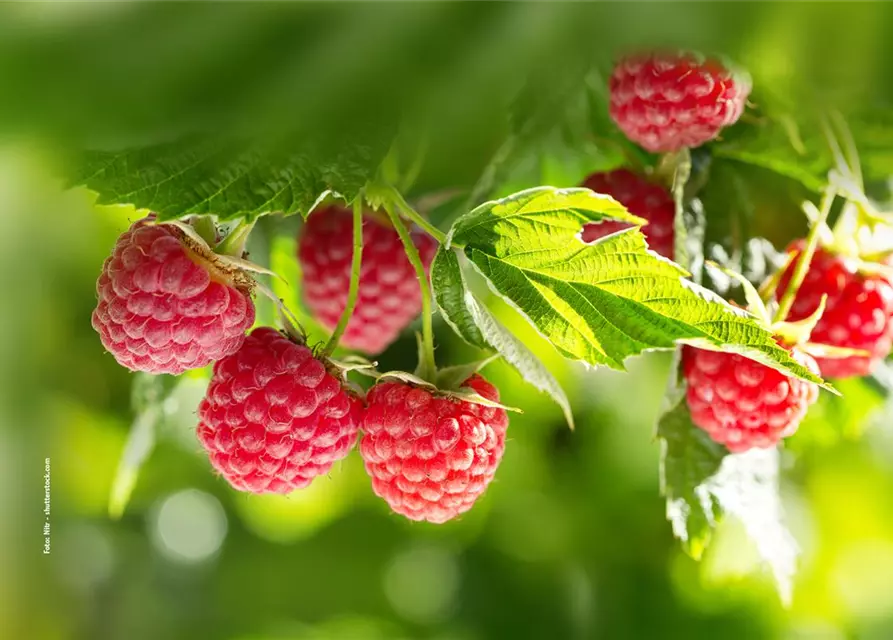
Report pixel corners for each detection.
[92,217,255,375]
[775,241,893,378]
[196,327,363,494]
[682,346,819,453]
[580,169,675,258]
[298,205,438,354]
[609,51,751,153]
[359,375,509,523]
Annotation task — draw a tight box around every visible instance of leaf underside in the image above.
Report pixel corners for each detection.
[659,389,798,603]
[432,246,574,429]
[71,134,387,222]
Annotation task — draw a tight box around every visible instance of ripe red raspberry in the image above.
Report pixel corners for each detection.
[298,205,438,354]
[196,327,363,494]
[775,241,893,378]
[609,51,751,153]
[580,169,675,258]
[682,346,819,453]
[359,375,508,523]
[92,217,255,375]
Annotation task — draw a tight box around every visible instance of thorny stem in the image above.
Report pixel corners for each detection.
[216,218,257,257]
[388,186,448,245]
[774,187,837,324]
[384,202,437,381]
[323,198,364,356]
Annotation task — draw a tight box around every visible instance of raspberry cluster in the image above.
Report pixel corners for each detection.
[580,169,676,259]
[298,205,438,354]
[92,217,255,375]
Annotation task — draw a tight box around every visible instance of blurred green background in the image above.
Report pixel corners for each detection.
[4,3,893,640]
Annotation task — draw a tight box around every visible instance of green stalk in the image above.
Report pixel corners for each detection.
[774,187,837,324]
[191,216,218,247]
[384,202,437,381]
[388,186,447,245]
[216,219,256,257]
[323,198,364,355]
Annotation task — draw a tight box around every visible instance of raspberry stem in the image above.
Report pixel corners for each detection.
[191,216,218,247]
[774,186,837,324]
[323,198,365,356]
[217,219,256,257]
[388,186,447,245]
[384,202,437,381]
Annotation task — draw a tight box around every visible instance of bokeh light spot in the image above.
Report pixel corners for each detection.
[149,489,227,564]
[383,544,460,625]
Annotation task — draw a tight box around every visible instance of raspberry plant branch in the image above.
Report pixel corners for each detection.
[388,185,448,245]
[384,202,437,381]
[323,198,365,356]
[774,186,837,324]
[667,149,693,271]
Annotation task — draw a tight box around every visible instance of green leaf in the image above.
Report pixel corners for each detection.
[658,392,725,559]
[70,135,387,222]
[449,187,827,387]
[431,248,488,350]
[712,106,893,193]
[432,246,574,429]
[713,113,831,192]
[109,373,179,519]
[854,109,893,182]
[659,386,799,603]
[434,355,500,391]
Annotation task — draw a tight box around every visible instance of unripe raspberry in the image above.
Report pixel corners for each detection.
[683,346,819,453]
[298,205,438,355]
[775,241,893,378]
[610,51,751,153]
[359,375,508,523]
[580,169,675,258]
[92,217,255,375]
[196,327,363,494]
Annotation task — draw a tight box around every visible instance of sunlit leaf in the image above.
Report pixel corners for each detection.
[449,187,826,387]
